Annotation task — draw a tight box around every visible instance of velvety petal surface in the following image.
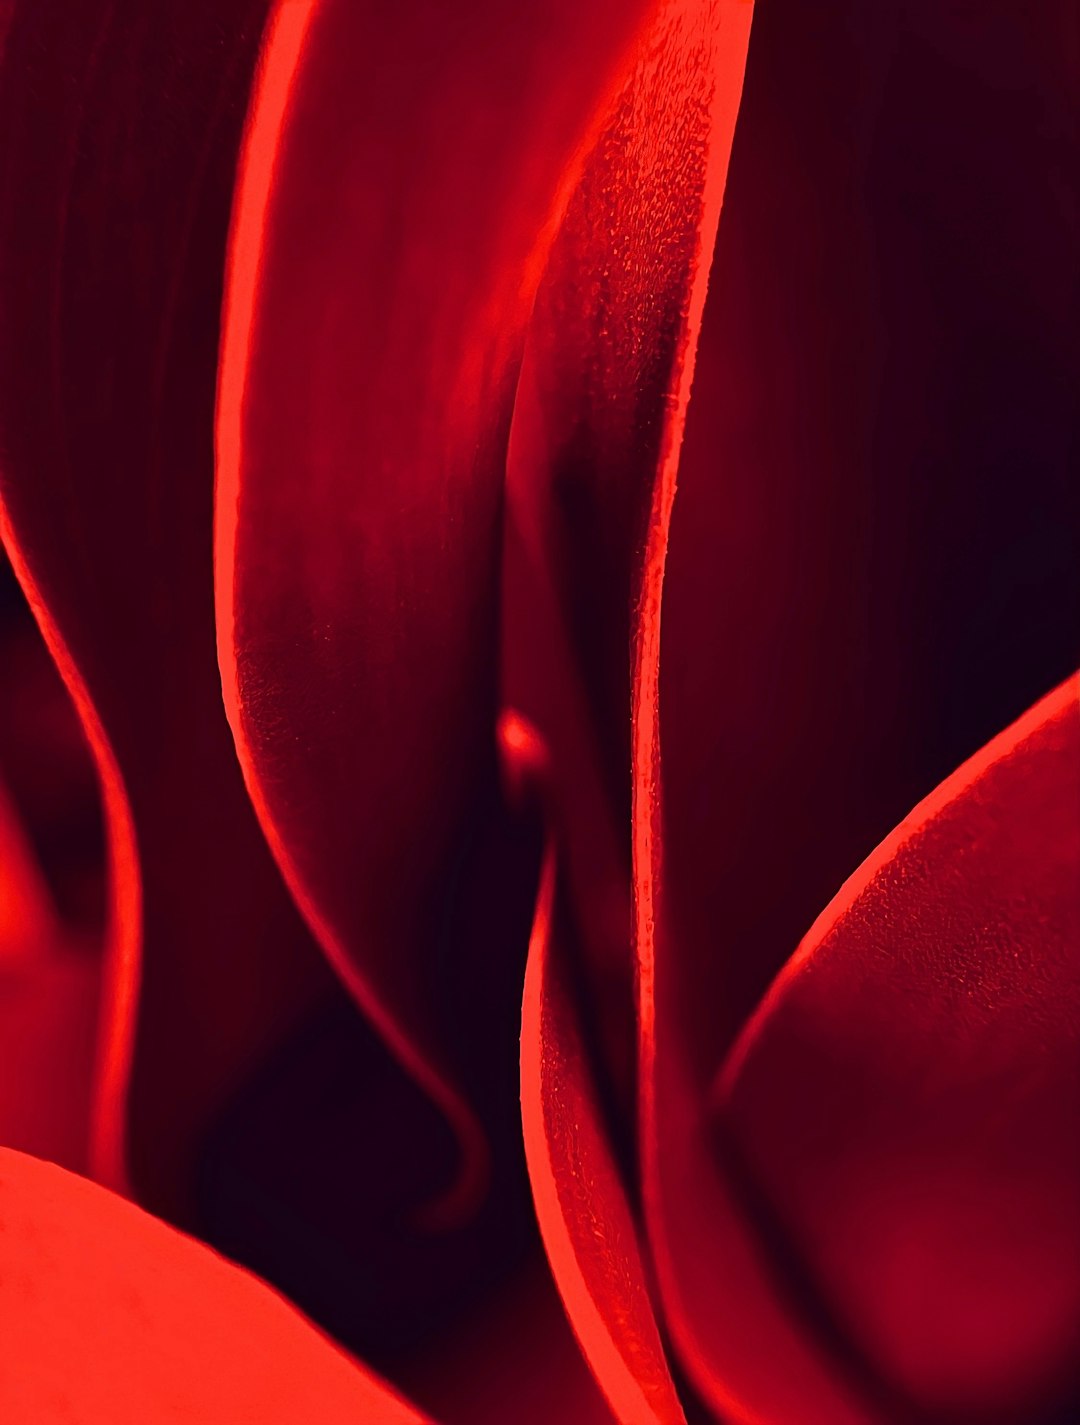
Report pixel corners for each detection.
[216,0,655,1188]
[659,0,1080,1082]
[504,0,754,1107]
[0,779,56,961]
[401,1254,620,1425]
[717,677,1080,1422]
[635,4,1078,1419]
[0,1148,429,1423]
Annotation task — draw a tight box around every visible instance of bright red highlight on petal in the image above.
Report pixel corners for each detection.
[216,0,657,1208]
[0,1149,429,1423]
[0,512,140,1195]
[507,711,685,1425]
[719,675,1080,1419]
[0,1,1074,1421]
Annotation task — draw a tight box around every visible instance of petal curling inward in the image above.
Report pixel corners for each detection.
[217,0,655,1205]
[0,1149,430,1424]
[504,0,755,1111]
[717,676,1080,1421]
[0,1,330,1214]
[510,713,685,1425]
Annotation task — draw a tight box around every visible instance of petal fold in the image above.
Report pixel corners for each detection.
[717,676,1080,1420]
[0,0,328,1214]
[512,715,685,1425]
[217,0,655,1191]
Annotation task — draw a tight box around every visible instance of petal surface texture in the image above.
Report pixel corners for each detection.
[503,0,754,1108]
[717,676,1080,1421]
[0,1148,429,1424]
[217,0,654,1183]
[516,717,684,1425]
[507,3,753,1416]
[635,5,1079,1420]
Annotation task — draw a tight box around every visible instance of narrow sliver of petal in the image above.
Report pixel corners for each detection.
[0,512,140,1192]
[510,713,685,1425]
[216,0,656,1206]
[628,1,879,1418]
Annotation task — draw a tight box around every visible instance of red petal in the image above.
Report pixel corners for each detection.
[216,0,655,1194]
[717,677,1080,1419]
[0,1148,429,1423]
[0,779,57,960]
[635,7,1079,1417]
[625,5,869,1422]
[0,582,104,1172]
[511,716,685,1425]
[0,781,98,1170]
[0,2,329,1213]
[503,0,755,1107]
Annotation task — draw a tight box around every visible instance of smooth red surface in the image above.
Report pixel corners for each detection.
[0,615,103,1175]
[504,0,754,1108]
[632,8,1078,1421]
[0,779,56,961]
[217,0,655,1201]
[0,0,1075,1421]
[0,1148,428,1423]
[627,5,873,1421]
[719,676,1080,1419]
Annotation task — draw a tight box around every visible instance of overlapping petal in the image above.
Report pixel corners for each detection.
[0,782,99,1172]
[632,6,1078,1419]
[509,713,684,1425]
[0,940,99,1174]
[504,0,753,1106]
[0,1,329,1216]
[718,676,1080,1421]
[0,1148,428,1423]
[216,0,657,1196]
[0,1,1073,1421]
[0,779,56,961]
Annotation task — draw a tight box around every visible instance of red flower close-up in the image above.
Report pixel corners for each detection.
[0,2,1077,1422]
